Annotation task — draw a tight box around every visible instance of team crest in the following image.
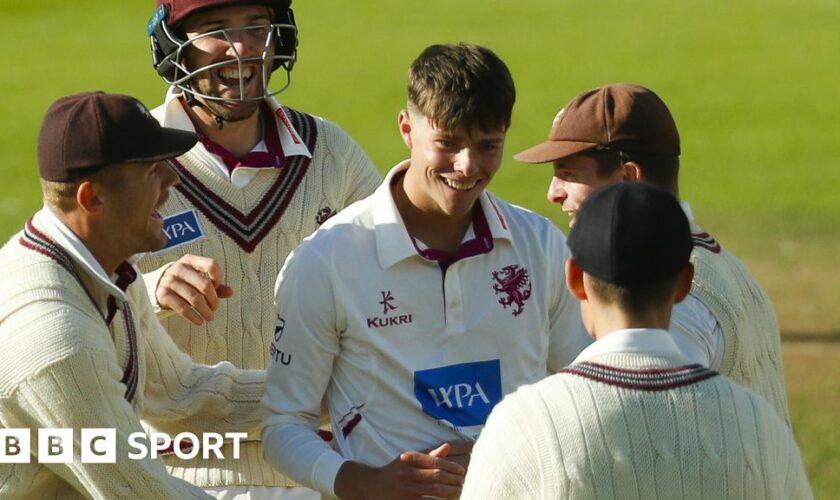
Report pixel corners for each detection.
[492,265,532,317]
[315,206,337,226]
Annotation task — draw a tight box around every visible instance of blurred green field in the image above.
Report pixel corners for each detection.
[1,0,838,495]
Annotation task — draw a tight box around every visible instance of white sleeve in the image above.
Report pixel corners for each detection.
[261,244,347,495]
[670,294,724,369]
[139,261,176,319]
[547,227,592,371]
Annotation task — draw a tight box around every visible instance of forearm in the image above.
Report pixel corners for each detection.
[262,423,346,495]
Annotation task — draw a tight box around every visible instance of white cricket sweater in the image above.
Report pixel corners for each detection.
[0,212,264,499]
[688,223,790,423]
[136,95,381,488]
[462,328,811,500]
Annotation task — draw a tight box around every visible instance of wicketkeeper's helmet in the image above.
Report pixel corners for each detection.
[148,0,298,102]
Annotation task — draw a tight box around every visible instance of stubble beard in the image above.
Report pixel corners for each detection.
[191,73,267,123]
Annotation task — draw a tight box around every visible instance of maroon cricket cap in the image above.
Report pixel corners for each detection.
[514,83,680,164]
[156,0,290,26]
[37,92,198,182]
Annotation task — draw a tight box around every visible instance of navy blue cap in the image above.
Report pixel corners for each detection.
[567,182,692,287]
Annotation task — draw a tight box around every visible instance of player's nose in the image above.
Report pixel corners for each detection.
[453,148,479,177]
[547,177,566,204]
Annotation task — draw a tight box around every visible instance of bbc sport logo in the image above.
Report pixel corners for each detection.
[0,429,247,464]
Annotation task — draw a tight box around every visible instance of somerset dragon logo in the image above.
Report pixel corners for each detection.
[315,206,337,226]
[491,265,532,317]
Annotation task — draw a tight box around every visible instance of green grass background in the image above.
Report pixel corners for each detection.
[1,0,838,494]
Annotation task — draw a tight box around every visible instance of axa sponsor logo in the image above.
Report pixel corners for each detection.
[427,382,491,409]
[269,315,292,366]
[414,360,502,427]
[154,209,205,254]
[491,264,532,317]
[366,291,412,328]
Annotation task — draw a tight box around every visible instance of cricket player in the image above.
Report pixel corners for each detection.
[262,43,591,499]
[515,83,790,423]
[0,92,264,498]
[138,0,381,494]
[462,182,811,499]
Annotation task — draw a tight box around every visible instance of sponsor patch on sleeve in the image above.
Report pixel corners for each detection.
[154,209,205,254]
[414,360,502,427]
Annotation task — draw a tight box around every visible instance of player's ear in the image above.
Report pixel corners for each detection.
[398,110,413,149]
[566,258,587,301]
[620,160,642,182]
[673,263,694,304]
[76,180,104,214]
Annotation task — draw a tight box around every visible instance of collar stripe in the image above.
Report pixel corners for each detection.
[561,361,718,391]
[692,232,721,253]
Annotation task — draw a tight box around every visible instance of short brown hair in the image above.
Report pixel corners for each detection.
[585,148,680,192]
[587,272,680,317]
[407,43,515,133]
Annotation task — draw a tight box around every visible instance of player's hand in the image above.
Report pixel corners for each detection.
[155,254,234,325]
[334,445,466,499]
[425,439,473,471]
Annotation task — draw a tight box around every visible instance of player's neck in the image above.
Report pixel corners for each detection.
[586,302,673,341]
[391,174,472,255]
[184,102,264,159]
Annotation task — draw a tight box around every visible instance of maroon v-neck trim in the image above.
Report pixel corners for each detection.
[414,206,495,271]
[189,102,288,172]
[170,108,318,253]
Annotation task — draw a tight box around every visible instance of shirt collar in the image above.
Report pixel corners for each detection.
[35,208,136,302]
[157,88,312,164]
[373,161,513,269]
[571,328,687,364]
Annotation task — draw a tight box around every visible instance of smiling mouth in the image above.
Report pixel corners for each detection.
[213,65,262,96]
[441,177,479,192]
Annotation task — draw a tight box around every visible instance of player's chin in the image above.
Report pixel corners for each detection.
[148,230,169,253]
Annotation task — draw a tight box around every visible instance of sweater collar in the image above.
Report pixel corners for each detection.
[35,208,136,302]
[572,328,690,365]
[155,88,312,169]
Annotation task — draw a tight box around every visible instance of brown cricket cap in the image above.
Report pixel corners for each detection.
[514,83,680,164]
[38,91,197,182]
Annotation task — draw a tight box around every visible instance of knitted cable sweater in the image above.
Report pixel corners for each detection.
[137,102,381,488]
[462,349,811,500]
[689,224,789,423]
[0,216,264,499]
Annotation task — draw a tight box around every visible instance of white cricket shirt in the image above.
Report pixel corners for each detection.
[670,202,725,369]
[262,161,591,495]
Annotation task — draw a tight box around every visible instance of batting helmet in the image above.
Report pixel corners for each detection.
[147,0,298,102]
